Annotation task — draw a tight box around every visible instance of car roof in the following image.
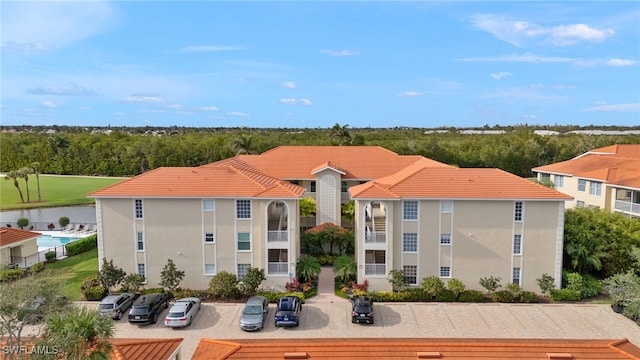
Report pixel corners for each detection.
[246,296,267,305]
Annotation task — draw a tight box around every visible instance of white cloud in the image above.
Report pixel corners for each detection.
[522,114,537,119]
[460,53,594,65]
[299,98,313,106]
[180,45,244,52]
[607,58,636,67]
[481,87,564,101]
[582,103,640,112]
[398,91,424,97]
[320,49,359,57]
[198,106,218,112]
[281,81,296,89]
[490,72,512,80]
[227,111,249,117]
[27,82,96,96]
[278,98,313,105]
[470,14,614,47]
[40,101,57,108]
[121,92,167,104]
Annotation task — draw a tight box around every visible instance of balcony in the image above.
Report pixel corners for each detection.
[364,264,386,276]
[268,230,289,243]
[365,232,386,244]
[268,262,288,275]
[614,200,640,216]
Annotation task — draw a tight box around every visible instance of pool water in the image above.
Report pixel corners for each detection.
[37,235,79,249]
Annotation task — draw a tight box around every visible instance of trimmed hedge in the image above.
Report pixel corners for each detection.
[491,290,516,303]
[550,288,582,301]
[66,235,97,256]
[458,290,485,303]
[0,268,25,282]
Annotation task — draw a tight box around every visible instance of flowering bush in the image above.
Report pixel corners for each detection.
[285,277,300,292]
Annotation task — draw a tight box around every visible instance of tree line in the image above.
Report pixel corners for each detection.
[1,125,639,178]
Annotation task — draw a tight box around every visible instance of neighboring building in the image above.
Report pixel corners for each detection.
[532,144,640,219]
[89,146,570,292]
[109,338,183,360]
[0,227,40,268]
[191,338,640,359]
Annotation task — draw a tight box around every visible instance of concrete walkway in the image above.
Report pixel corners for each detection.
[306,265,349,304]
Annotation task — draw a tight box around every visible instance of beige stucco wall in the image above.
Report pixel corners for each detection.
[0,247,11,265]
[537,173,605,209]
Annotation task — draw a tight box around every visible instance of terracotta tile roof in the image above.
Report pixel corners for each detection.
[0,227,41,248]
[88,164,305,198]
[109,338,182,360]
[533,147,640,189]
[350,166,572,200]
[191,338,640,359]
[204,146,451,179]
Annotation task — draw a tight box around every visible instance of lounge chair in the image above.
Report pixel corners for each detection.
[62,224,74,233]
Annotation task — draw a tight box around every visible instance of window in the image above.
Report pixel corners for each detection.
[204,264,216,275]
[440,200,452,213]
[136,232,144,251]
[204,233,215,243]
[577,200,585,208]
[512,267,521,284]
[403,201,418,220]
[514,201,523,222]
[290,180,299,185]
[403,265,417,285]
[203,199,214,211]
[403,233,418,252]
[137,263,146,277]
[555,175,564,188]
[578,179,586,192]
[440,266,451,278]
[236,200,251,219]
[135,199,143,219]
[440,234,451,245]
[237,232,251,251]
[364,250,386,276]
[589,181,602,196]
[310,181,316,192]
[341,181,348,193]
[268,249,288,274]
[237,264,250,280]
[513,234,522,255]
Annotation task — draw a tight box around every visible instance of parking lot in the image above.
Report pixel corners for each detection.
[84,296,640,360]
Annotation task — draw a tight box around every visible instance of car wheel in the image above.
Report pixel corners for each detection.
[115,310,121,320]
[165,301,169,309]
[151,313,158,324]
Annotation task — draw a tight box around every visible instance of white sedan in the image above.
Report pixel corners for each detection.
[164,297,201,328]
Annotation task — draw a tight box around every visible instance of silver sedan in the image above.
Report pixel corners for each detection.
[164,297,201,328]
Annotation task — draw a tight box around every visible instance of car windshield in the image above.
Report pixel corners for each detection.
[129,307,148,315]
[97,304,113,310]
[277,310,295,316]
[355,306,372,312]
[243,305,262,315]
[168,311,184,317]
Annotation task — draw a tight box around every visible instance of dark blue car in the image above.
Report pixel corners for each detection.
[274,296,301,327]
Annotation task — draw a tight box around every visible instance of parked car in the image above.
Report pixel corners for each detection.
[164,297,201,328]
[351,295,374,324]
[274,296,301,327]
[128,292,169,325]
[97,293,134,320]
[239,295,269,331]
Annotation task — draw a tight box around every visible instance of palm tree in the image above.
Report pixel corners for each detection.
[31,162,43,202]
[231,134,258,155]
[42,306,114,360]
[18,167,32,203]
[296,256,322,283]
[329,123,352,146]
[5,170,25,203]
[333,255,357,284]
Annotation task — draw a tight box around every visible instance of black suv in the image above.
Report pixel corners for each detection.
[351,295,374,324]
[274,296,302,327]
[128,292,169,325]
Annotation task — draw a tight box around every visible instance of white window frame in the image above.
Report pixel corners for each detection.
[137,263,146,279]
[513,234,522,255]
[578,179,586,192]
[236,200,251,219]
[440,266,451,278]
[403,265,417,285]
[204,233,215,243]
[237,264,251,280]
[203,199,215,211]
[402,233,418,253]
[403,201,418,220]
[135,199,143,219]
[555,175,563,188]
[440,234,451,245]
[589,181,602,196]
[237,232,251,251]
[514,201,523,222]
[440,200,452,213]
[204,264,216,275]
[512,267,521,285]
[577,200,585,208]
[136,232,144,251]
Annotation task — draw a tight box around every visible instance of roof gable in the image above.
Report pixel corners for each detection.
[109,338,183,360]
[0,227,40,248]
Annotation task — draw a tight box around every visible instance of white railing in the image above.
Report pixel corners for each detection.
[614,200,640,216]
[365,232,386,244]
[268,262,288,274]
[364,264,386,276]
[268,231,288,243]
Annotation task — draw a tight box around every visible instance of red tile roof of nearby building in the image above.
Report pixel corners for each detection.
[350,167,572,200]
[109,338,182,360]
[0,227,41,248]
[533,144,640,189]
[191,338,640,360]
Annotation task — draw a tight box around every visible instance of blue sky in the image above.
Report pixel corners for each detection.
[2,1,639,128]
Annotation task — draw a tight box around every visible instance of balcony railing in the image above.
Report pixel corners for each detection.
[365,232,386,244]
[268,231,289,243]
[364,264,386,276]
[268,262,288,275]
[614,200,640,216]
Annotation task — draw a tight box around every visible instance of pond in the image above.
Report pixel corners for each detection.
[0,205,97,231]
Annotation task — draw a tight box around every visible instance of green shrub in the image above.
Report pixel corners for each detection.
[45,251,57,262]
[29,262,45,274]
[143,287,165,294]
[537,273,555,294]
[65,235,97,256]
[208,271,240,299]
[317,255,335,265]
[458,290,485,303]
[479,276,502,294]
[17,218,29,229]
[435,289,456,302]
[549,288,582,301]
[421,276,445,299]
[447,278,466,299]
[581,274,603,299]
[80,275,101,291]
[491,290,516,303]
[404,288,430,302]
[519,291,539,303]
[58,216,70,228]
[83,285,107,301]
[0,268,26,282]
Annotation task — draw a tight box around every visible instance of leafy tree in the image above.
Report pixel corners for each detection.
[388,269,408,292]
[98,258,126,294]
[59,216,70,228]
[231,134,259,155]
[421,276,445,299]
[16,218,29,229]
[296,256,321,283]
[159,259,185,295]
[31,162,43,202]
[120,274,145,294]
[239,267,266,296]
[479,276,502,294]
[5,170,25,203]
[602,271,640,306]
[341,200,355,227]
[18,167,32,203]
[304,222,352,256]
[333,255,356,284]
[537,273,555,294]
[38,306,114,360]
[300,196,316,217]
[329,123,352,146]
[208,271,239,299]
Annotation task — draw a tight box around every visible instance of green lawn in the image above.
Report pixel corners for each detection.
[44,248,99,300]
[1,175,127,210]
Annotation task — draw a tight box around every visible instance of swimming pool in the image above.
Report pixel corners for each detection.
[37,235,80,249]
